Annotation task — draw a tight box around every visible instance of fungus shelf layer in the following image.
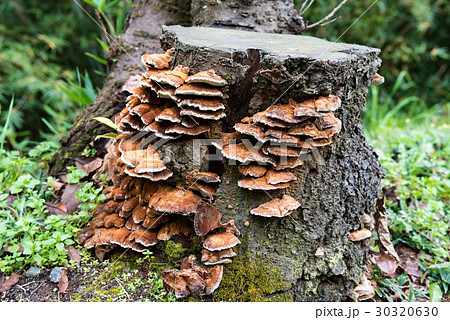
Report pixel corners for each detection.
[78,49,238,297]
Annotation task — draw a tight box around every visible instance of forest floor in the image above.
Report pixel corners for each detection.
[1,250,176,302]
[2,243,448,302]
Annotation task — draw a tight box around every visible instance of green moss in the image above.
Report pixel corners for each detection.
[72,251,175,302]
[164,240,186,267]
[76,257,128,301]
[265,291,295,302]
[213,249,289,302]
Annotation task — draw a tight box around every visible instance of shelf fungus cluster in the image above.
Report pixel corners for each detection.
[77,50,240,298]
[162,255,224,298]
[115,49,227,146]
[78,47,347,298]
[216,95,341,216]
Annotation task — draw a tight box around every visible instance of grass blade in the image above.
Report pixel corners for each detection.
[0,97,14,150]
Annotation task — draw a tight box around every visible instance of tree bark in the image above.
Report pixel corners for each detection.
[50,1,384,301]
[190,0,307,33]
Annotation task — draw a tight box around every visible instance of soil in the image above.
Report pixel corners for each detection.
[1,250,173,302]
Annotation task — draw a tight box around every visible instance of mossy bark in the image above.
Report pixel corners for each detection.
[161,26,385,301]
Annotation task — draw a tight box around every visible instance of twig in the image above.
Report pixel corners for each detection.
[300,0,315,16]
[16,284,27,294]
[306,0,348,29]
[115,278,130,299]
[299,0,308,13]
[45,203,67,214]
[29,283,42,297]
[20,281,37,288]
[95,9,114,50]
[319,17,338,27]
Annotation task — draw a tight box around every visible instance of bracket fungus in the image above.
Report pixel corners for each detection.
[175,83,224,98]
[371,73,385,86]
[163,256,223,298]
[237,164,267,178]
[141,48,175,69]
[148,65,189,88]
[203,232,241,252]
[354,274,375,301]
[185,69,227,86]
[250,195,300,218]
[186,170,221,199]
[349,228,372,242]
[194,201,222,237]
[77,49,237,297]
[201,248,235,265]
[179,98,225,111]
[238,176,291,191]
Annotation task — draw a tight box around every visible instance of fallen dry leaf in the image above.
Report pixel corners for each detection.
[0,272,4,288]
[57,173,67,183]
[95,246,112,262]
[58,270,69,293]
[404,260,422,278]
[61,184,82,215]
[6,195,18,207]
[51,180,65,191]
[376,253,398,275]
[67,245,82,268]
[396,244,423,280]
[0,273,19,293]
[75,157,103,174]
[374,196,400,274]
[46,202,67,216]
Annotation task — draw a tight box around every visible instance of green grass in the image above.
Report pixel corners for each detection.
[363,73,450,300]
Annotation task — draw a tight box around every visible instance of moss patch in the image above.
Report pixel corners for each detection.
[71,250,175,302]
[213,249,290,302]
[164,240,186,267]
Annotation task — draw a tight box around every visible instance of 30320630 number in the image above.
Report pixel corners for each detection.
[375,307,438,317]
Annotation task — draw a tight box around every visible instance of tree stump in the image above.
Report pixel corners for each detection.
[157,26,385,301]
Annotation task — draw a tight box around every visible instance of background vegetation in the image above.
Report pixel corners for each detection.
[301,0,449,106]
[0,0,448,301]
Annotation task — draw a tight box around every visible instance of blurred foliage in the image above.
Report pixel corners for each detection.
[298,0,449,106]
[363,72,450,296]
[0,0,131,148]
